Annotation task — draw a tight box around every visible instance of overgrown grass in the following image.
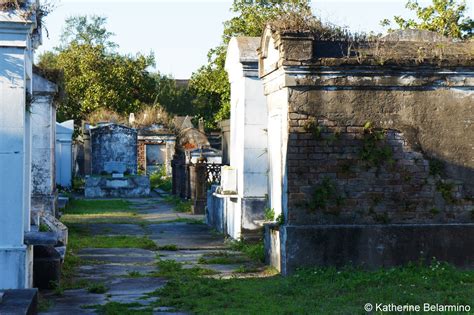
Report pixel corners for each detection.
[228,239,265,263]
[198,252,249,265]
[164,195,192,213]
[150,166,172,192]
[70,234,158,251]
[157,244,179,251]
[64,199,131,215]
[87,282,108,294]
[156,261,474,314]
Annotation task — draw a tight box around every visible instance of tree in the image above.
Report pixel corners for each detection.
[381,0,473,39]
[190,0,312,129]
[60,15,117,49]
[152,73,195,116]
[37,15,155,123]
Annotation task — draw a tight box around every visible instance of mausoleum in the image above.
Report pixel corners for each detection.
[258,26,474,274]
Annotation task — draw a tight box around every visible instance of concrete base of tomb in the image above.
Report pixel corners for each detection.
[206,185,265,241]
[85,175,150,198]
[265,223,474,276]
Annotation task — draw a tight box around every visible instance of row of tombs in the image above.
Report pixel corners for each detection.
[206,29,474,275]
[1,5,473,302]
[0,5,74,300]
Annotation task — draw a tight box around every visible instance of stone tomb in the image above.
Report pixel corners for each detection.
[258,28,474,274]
[206,37,269,240]
[31,73,58,216]
[85,123,150,198]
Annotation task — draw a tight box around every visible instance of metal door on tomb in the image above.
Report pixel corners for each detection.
[146,144,166,174]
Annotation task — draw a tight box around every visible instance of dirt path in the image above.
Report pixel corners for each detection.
[40,194,263,314]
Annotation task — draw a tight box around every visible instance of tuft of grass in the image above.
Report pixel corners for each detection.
[70,235,158,251]
[127,271,143,278]
[87,282,108,294]
[64,199,131,215]
[38,295,53,312]
[150,166,172,192]
[158,244,179,251]
[154,259,217,278]
[228,239,265,263]
[198,253,249,265]
[164,195,192,213]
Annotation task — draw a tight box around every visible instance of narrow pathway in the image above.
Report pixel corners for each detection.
[40,193,264,314]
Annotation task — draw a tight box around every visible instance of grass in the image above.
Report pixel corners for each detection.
[64,199,131,215]
[157,244,179,251]
[198,252,249,265]
[228,239,265,263]
[70,234,158,251]
[155,261,474,314]
[87,282,108,294]
[150,166,172,192]
[164,195,192,213]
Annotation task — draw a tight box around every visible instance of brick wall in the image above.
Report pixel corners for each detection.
[286,115,473,225]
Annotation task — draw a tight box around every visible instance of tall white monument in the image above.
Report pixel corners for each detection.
[221,37,269,239]
[0,1,42,289]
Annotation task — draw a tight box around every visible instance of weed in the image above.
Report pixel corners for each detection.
[276,213,285,225]
[264,207,275,221]
[309,177,345,211]
[436,181,455,204]
[127,271,143,278]
[304,120,324,139]
[39,223,51,232]
[429,159,445,176]
[229,239,265,263]
[87,282,108,294]
[158,244,178,251]
[430,207,440,215]
[150,165,172,192]
[38,296,52,312]
[359,122,393,168]
[198,253,248,265]
[164,195,192,213]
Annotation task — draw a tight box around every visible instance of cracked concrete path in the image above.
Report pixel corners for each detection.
[40,193,264,314]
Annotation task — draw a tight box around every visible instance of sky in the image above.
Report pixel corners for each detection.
[37,0,473,79]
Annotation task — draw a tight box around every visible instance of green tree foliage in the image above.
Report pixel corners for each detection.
[59,15,117,49]
[381,0,473,39]
[36,15,155,123]
[190,0,312,129]
[152,73,195,116]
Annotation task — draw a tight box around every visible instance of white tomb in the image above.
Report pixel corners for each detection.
[55,120,74,188]
[0,2,42,289]
[215,37,269,239]
[31,73,58,216]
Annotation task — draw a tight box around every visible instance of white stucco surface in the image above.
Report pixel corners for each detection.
[0,9,37,289]
[56,120,74,188]
[222,37,269,239]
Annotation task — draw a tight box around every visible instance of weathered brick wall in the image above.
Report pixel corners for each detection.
[137,141,146,171]
[287,113,473,225]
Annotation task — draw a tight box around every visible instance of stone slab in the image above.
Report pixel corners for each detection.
[106,277,166,296]
[0,289,37,315]
[24,231,59,246]
[85,224,146,236]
